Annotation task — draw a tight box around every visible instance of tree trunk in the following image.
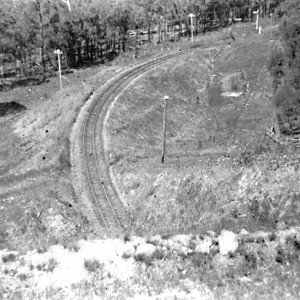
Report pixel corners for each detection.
[100,42,103,59]
[148,25,151,42]
[267,0,271,17]
[66,48,76,68]
[158,21,161,42]
[90,38,94,63]
[122,35,126,52]
[77,44,82,67]
[36,0,45,81]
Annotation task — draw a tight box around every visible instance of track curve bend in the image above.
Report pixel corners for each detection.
[81,45,203,236]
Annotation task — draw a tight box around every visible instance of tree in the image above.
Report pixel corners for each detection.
[135,0,161,42]
[108,1,136,52]
[206,0,229,28]
[0,0,41,77]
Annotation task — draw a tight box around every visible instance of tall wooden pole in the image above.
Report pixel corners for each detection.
[191,18,193,42]
[54,49,63,89]
[256,10,259,30]
[0,54,3,83]
[188,13,195,42]
[37,0,45,81]
[58,51,62,89]
[161,96,169,164]
[270,13,273,40]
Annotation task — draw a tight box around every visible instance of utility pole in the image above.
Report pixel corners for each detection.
[0,54,3,83]
[253,10,259,31]
[270,13,273,40]
[54,49,63,89]
[161,96,170,164]
[188,13,195,42]
[158,16,163,43]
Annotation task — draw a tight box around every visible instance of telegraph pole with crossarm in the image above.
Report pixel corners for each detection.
[54,49,63,89]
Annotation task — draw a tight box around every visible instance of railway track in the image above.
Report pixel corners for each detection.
[82,45,205,236]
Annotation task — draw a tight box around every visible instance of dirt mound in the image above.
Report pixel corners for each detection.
[0,101,26,117]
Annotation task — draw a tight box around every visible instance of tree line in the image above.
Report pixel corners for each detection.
[0,0,283,81]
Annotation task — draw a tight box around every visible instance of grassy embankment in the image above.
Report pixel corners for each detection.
[107,23,300,237]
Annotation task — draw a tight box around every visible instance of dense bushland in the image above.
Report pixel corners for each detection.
[268,0,300,134]
[0,0,283,81]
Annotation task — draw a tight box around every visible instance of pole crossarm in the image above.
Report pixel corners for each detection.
[61,0,71,11]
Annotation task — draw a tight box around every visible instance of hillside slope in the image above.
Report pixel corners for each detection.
[106,24,300,238]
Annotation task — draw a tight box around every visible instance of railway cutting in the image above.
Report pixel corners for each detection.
[81,46,204,236]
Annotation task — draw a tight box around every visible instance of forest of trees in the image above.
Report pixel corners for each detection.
[0,0,283,81]
[268,0,300,134]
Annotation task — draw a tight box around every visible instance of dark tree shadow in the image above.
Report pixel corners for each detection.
[0,101,26,117]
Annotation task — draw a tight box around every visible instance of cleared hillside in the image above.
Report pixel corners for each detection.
[105,24,300,239]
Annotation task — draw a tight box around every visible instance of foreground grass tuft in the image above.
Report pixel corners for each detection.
[84,258,103,273]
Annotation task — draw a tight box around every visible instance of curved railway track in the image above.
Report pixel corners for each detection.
[82,45,205,236]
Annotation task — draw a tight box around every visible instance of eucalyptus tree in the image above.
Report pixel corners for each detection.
[205,0,229,27]
[185,0,207,34]
[134,0,162,41]
[0,0,42,77]
[108,0,138,51]
[227,0,245,20]
[0,0,16,56]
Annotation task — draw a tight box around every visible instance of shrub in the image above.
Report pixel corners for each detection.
[84,258,103,273]
[268,48,285,90]
[47,258,58,272]
[62,240,80,252]
[274,86,300,134]
[36,258,58,272]
[2,253,16,263]
[237,150,253,166]
[274,86,300,115]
